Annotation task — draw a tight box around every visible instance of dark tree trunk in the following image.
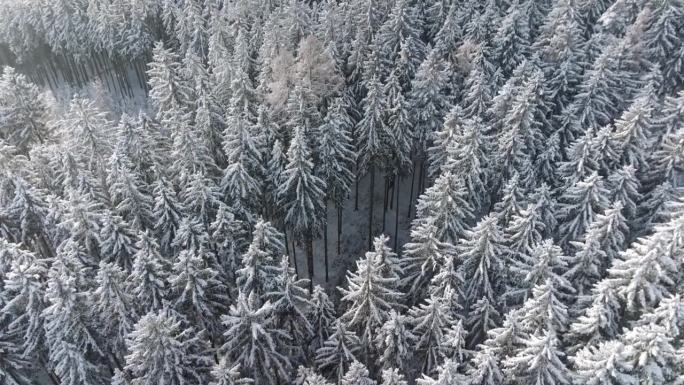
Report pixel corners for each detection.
[368,165,375,250]
[354,163,360,211]
[337,206,342,257]
[292,239,299,278]
[284,229,290,258]
[382,176,389,233]
[408,160,416,219]
[306,236,314,292]
[394,174,401,254]
[324,215,329,282]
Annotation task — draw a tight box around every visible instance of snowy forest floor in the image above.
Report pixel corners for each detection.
[291,170,417,295]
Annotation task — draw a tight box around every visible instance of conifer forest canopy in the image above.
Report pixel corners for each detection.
[1,0,684,384]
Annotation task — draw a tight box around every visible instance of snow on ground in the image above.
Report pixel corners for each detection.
[291,170,418,297]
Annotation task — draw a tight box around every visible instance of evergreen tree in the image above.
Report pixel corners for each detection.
[169,248,228,337]
[315,320,361,383]
[310,285,336,350]
[409,294,453,374]
[503,330,570,385]
[374,310,416,373]
[147,41,194,122]
[340,361,376,385]
[236,219,284,300]
[129,230,169,313]
[152,176,183,253]
[401,217,454,298]
[92,261,137,362]
[0,66,49,154]
[557,172,610,247]
[416,359,468,385]
[410,49,450,155]
[457,214,506,309]
[278,124,327,287]
[340,239,402,350]
[125,311,213,385]
[211,359,253,385]
[492,0,531,77]
[267,255,313,354]
[572,341,634,385]
[380,369,408,385]
[221,294,292,385]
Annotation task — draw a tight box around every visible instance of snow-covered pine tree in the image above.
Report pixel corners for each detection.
[147,41,194,122]
[356,72,388,249]
[236,219,284,301]
[441,115,491,212]
[0,247,47,359]
[409,294,453,374]
[401,217,454,299]
[309,285,336,350]
[318,96,355,274]
[414,170,474,244]
[409,48,450,159]
[492,173,525,227]
[439,319,468,364]
[294,366,332,385]
[572,340,634,385]
[221,84,264,221]
[277,124,326,288]
[169,247,228,338]
[315,319,361,382]
[557,172,610,247]
[99,209,138,269]
[129,230,168,313]
[380,368,408,385]
[92,261,137,363]
[415,358,468,385]
[340,238,402,354]
[428,106,463,179]
[152,176,183,253]
[374,309,416,373]
[125,310,213,385]
[267,255,313,356]
[107,154,154,230]
[340,360,376,385]
[220,293,292,385]
[211,359,253,385]
[0,66,49,154]
[457,214,506,312]
[503,330,570,385]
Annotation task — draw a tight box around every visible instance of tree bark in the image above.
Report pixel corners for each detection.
[394,174,401,254]
[324,215,329,282]
[307,236,314,292]
[368,164,375,250]
[382,176,389,233]
[408,160,416,219]
[292,239,299,278]
[337,206,342,257]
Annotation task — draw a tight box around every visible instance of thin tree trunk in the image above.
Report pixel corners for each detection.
[389,174,395,209]
[284,229,290,257]
[337,206,342,257]
[394,174,401,254]
[368,164,375,250]
[408,161,416,219]
[292,239,299,278]
[307,236,314,292]
[417,159,425,196]
[354,163,360,211]
[382,176,389,233]
[324,214,329,283]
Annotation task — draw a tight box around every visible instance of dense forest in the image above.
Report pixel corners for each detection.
[1,0,684,384]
